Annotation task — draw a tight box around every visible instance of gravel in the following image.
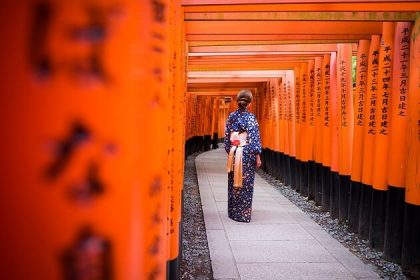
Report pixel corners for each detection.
[257,169,406,280]
[180,153,214,280]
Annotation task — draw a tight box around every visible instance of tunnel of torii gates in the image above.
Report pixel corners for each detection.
[1,1,420,280]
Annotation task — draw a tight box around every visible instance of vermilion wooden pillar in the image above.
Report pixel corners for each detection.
[168,2,186,278]
[359,35,381,240]
[348,39,370,233]
[307,59,317,201]
[337,43,354,222]
[321,54,332,211]
[370,22,395,250]
[0,1,173,279]
[294,66,302,191]
[286,71,296,188]
[314,56,324,205]
[330,51,340,219]
[278,77,286,182]
[402,15,420,279]
[384,22,412,264]
[300,63,309,197]
[272,78,281,179]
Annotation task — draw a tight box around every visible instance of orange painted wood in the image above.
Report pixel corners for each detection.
[388,22,412,189]
[300,63,310,162]
[188,79,266,84]
[314,56,324,164]
[351,40,370,183]
[185,21,382,35]
[321,54,332,168]
[0,1,173,279]
[295,66,302,161]
[373,22,395,191]
[189,56,323,63]
[183,3,420,12]
[189,44,358,53]
[186,34,373,42]
[268,81,275,150]
[362,35,381,186]
[189,62,314,71]
[189,40,364,47]
[307,60,316,162]
[405,16,420,205]
[185,11,418,21]
[273,78,281,152]
[330,52,340,173]
[337,43,354,176]
[169,0,186,262]
[183,0,420,4]
[287,70,297,158]
[280,77,288,155]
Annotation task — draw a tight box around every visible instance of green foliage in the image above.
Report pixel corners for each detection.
[352,55,357,88]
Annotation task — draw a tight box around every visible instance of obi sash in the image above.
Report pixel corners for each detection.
[226,131,248,188]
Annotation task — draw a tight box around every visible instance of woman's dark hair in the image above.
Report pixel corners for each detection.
[236,89,253,108]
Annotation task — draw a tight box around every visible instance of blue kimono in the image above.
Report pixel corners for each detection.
[224,107,262,222]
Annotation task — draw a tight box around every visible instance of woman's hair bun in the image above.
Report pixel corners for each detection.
[236,89,253,108]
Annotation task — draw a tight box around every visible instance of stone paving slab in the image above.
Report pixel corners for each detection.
[237,263,356,280]
[196,149,381,280]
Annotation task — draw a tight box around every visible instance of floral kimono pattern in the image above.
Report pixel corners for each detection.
[224,107,262,222]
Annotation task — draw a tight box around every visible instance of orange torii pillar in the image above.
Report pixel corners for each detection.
[308,60,317,201]
[337,43,354,222]
[0,1,174,279]
[269,79,278,177]
[270,80,278,177]
[286,71,297,188]
[296,64,306,194]
[402,15,420,279]
[261,83,271,173]
[169,4,186,277]
[276,78,284,182]
[321,54,333,211]
[198,97,205,150]
[330,51,341,219]
[359,35,381,239]
[279,77,287,183]
[370,22,395,250]
[280,77,290,184]
[211,97,220,149]
[185,95,194,156]
[348,39,370,233]
[189,95,199,153]
[272,78,281,179]
[293,66,302,191]
[299,63,310,197]
[260,85,268,171]
[191,95,203,154]
[260,84,268,171]
[218,98,227,141]
[218,98,226,146]
[384,22,412,263]
[314,56,324,206]
[261,83,271,172]
[203,97,213,151]
[185,95,194,155]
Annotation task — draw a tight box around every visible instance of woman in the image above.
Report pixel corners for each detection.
[225,89,262,223]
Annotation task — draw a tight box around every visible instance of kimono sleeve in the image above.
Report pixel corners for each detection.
[248,114,262,155]
[224,113,233,153]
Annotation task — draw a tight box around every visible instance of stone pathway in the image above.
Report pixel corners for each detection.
[196,148,381,280]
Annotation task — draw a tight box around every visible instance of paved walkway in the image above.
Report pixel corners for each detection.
[196,148,380,280]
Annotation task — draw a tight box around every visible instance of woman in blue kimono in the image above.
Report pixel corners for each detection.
[225,89,262,223]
